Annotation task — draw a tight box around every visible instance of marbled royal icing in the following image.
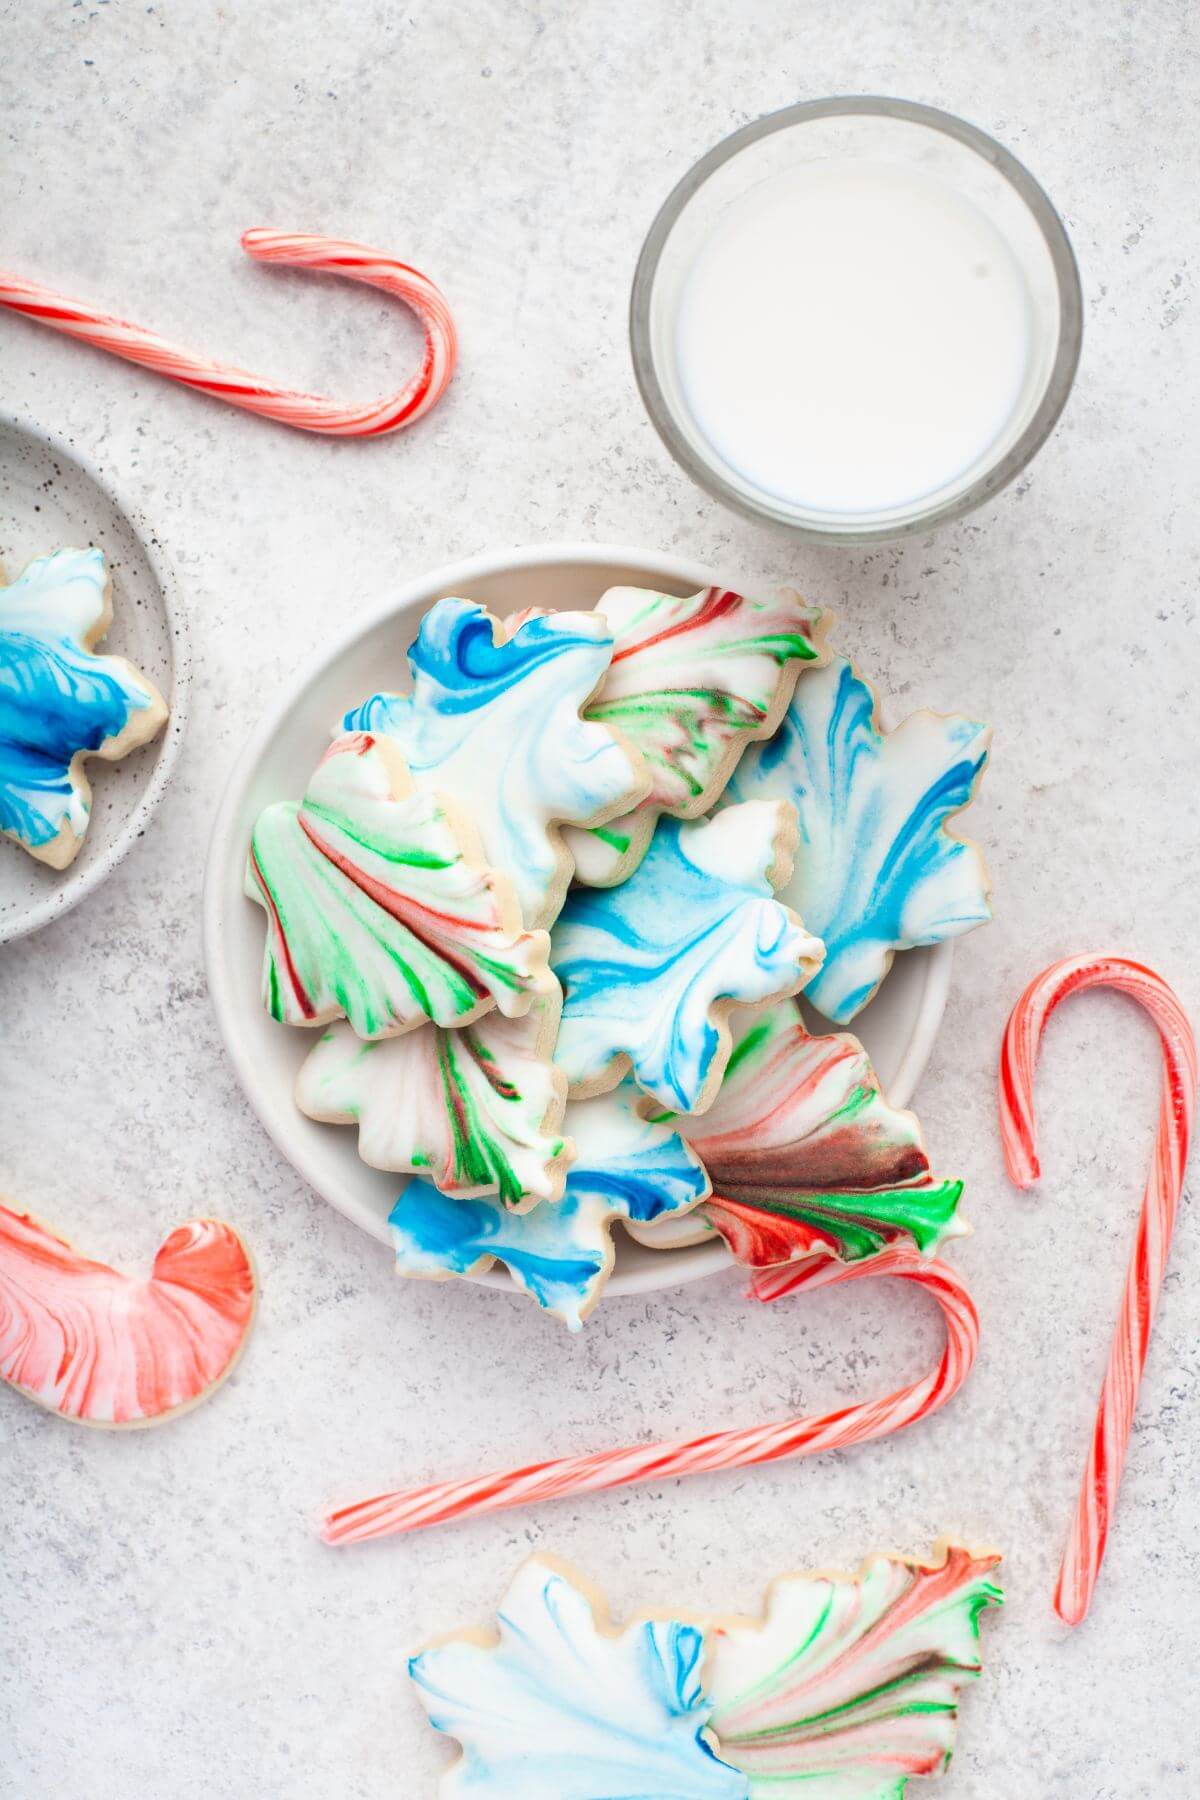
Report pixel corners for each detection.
[551,801,824,1114]
[246,732,548,1039]
[706,1544,1003,1796]
[409,1556,747,1798]
[0,1205,255,1425]
[295,982,568,1209]
[630,1000,967,1265]
[343,599,649,927]
[0,547,167,868]
[408,1549,1001,1799]
[724,656,991,1024]
[564,584,826,885]
[389,1079,709,1328]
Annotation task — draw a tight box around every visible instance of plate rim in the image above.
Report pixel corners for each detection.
[0,410,191,946]
[202,540,952,1299]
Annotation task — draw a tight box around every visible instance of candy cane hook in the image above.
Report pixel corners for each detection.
[319,1246,979,1544]
[0,231,457,437]
[999,954,1197,1626]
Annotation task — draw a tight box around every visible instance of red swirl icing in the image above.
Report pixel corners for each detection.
[0,1205,256,1425]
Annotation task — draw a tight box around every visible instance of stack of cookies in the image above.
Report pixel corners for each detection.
[245,583,992,1327]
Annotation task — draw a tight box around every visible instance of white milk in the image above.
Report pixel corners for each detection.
[674,159,1033,515]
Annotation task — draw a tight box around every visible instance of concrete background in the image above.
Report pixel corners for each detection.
[1,1,1197,1794]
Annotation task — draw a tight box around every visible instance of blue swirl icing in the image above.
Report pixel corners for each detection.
[550,804,820,1113]
[409,1558,748,1797]
[0,548,156,854]
[406,601,608,712]
[389,1081,709,1328]
[724,656,991,1024]
[343,599,642,927]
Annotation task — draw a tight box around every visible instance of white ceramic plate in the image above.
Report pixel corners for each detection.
[203,544,952,1299]
[0,416,189,945]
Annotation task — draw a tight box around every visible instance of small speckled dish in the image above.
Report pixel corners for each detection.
[0,416,189,945]
[204,544,952,1303]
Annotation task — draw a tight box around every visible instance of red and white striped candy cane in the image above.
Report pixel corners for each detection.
[0,230,456,437]
[319,1246,979,1545]
[999,954,1197,1627]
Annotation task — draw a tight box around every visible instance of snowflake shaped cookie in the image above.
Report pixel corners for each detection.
[343,599,649,928]
[245,732,548,1039]
[565,584,828,885]
[724,656,991,1024]
[629,999,967,1266]
[0,547,167,868]
[550,800,824,1113]
[706,1544,1003,1797]
[295,981,568,1209]
[410,1549,1002,1799]
[409,1556,746,1798]
[389,1079,709,1328]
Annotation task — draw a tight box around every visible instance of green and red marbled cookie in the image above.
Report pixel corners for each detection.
[628,998,966,1265]
[295,980,569,1210]
[705,1543,1003,1795]
[563,584,827,886]
[409,1544,1002,1798]
[246,732,549,1041]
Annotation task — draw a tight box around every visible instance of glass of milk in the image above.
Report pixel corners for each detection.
[631,97,1082,540]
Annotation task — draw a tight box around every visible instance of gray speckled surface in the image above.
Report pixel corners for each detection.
[1,2,1198,1795]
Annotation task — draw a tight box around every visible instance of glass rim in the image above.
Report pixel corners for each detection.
[629,95,1084,544]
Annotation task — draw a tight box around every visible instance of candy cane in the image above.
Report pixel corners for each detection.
[0,230,456,437]
[999,954,1197,1627]
[319,1246,978,1544]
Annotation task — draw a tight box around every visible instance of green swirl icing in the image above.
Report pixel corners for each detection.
[296,989,566,1208]
[588,589,822,806]
[568,586,825,885]
[706,1546,1003,1797]
[637,1002,968,1267]
[721,1179,966,1263]
[246,734,544,1040]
